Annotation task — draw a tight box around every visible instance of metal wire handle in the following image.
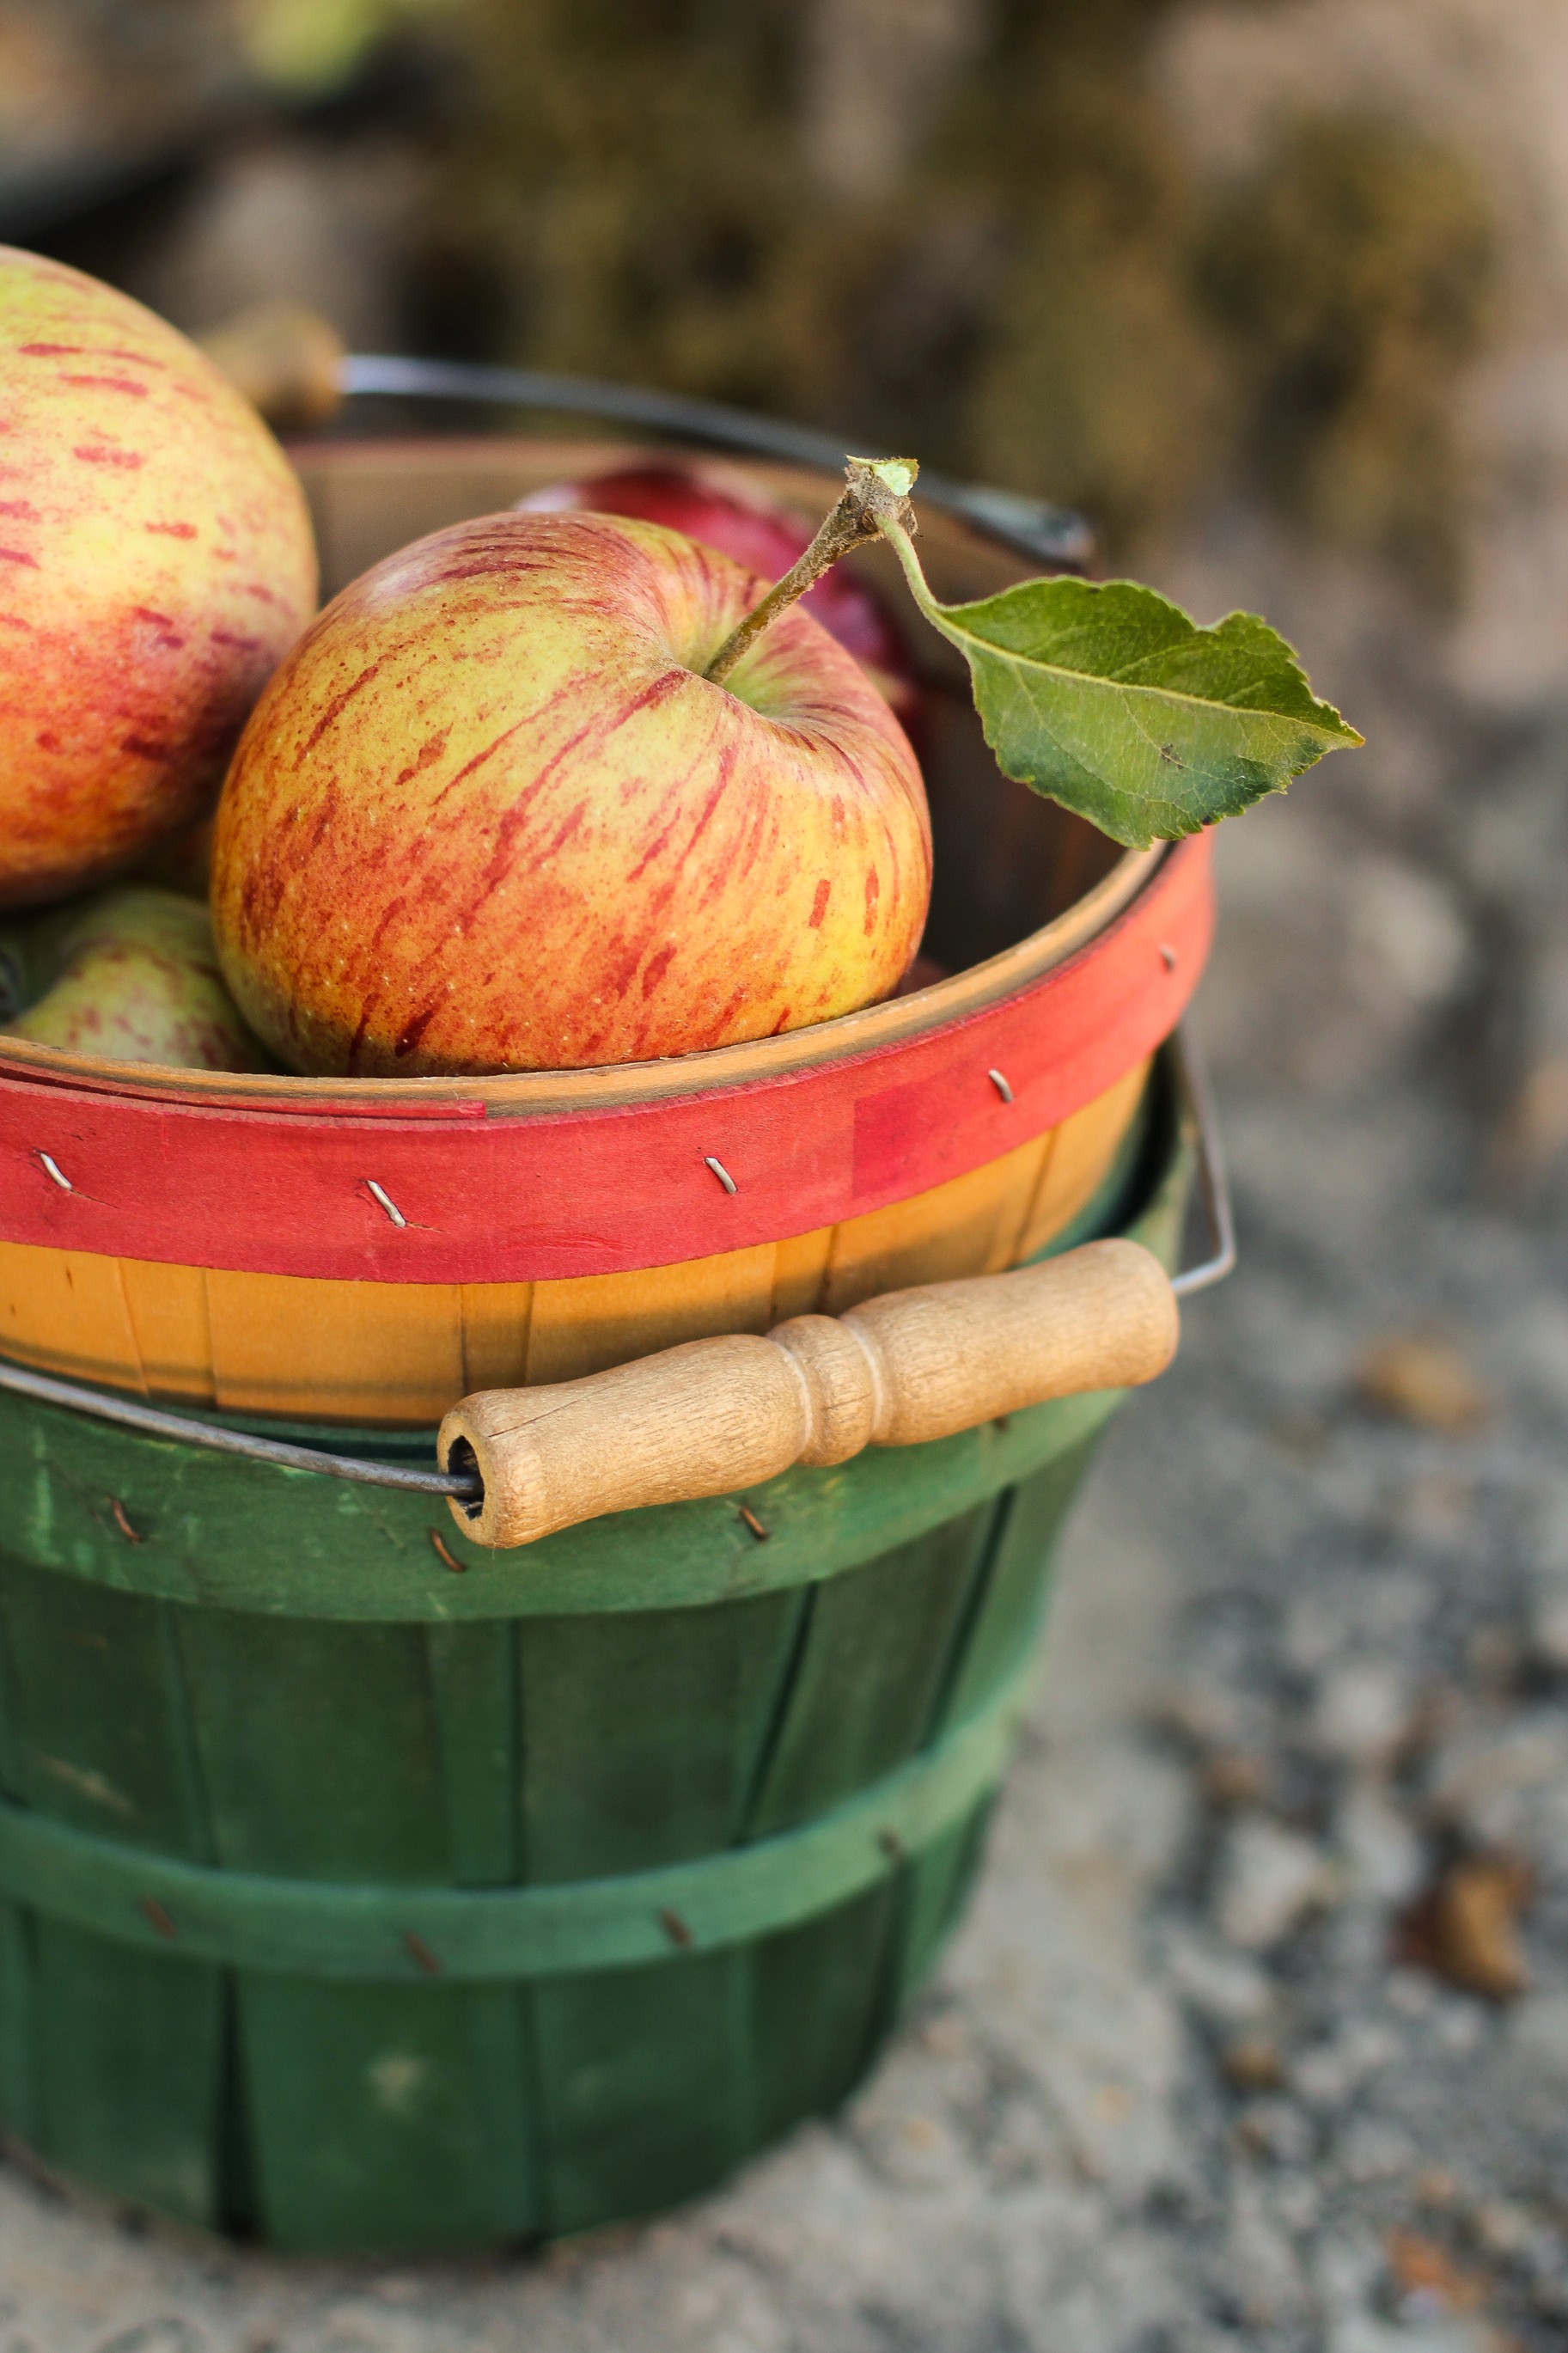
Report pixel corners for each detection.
[0,1023,1233,1495]
[337,354,1095,571]
[1169,1022,1236,1299]
[0,1370,478,1498]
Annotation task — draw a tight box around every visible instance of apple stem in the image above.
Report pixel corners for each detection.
[875,506,947,629]
[704,456,921,687]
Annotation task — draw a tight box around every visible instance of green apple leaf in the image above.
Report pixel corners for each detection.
[883,530,1362,848]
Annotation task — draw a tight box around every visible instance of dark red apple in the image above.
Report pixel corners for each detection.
[520,462,921,725]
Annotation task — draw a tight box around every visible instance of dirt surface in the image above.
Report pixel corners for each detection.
[1,521,1565,2349]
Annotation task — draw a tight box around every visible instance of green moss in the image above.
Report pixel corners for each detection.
[1199,114,1496,599]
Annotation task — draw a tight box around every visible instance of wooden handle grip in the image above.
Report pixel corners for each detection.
[439,1238,1178,1550]
[197,304,345,431]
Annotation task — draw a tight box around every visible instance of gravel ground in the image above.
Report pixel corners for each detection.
[1,545,1565,2350]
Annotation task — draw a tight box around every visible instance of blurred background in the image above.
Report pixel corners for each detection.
[7,6,1568,2346]
[7,0,1568,1198]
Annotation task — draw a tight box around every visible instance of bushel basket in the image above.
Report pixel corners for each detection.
[0,429,1219,2251]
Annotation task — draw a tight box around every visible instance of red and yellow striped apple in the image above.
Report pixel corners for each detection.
[210,510,930,1075]
[0,248,317,910]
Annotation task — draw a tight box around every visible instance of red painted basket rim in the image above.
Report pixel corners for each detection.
[0,842,1162,1118]
[0,838,1212,1284]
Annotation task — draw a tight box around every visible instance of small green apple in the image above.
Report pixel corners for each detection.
[1,887,273,1071]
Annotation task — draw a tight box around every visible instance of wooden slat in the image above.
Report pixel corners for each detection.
[938,1439,1099,1733]
[0,1560,226,2226]
[532,1949,747,2234]
[177,1613,449,1881]
[0,1562,211,1858]
[769,1227,833,1322]
[0,1240,143,1390]
[176,1597,532,2245]
[459,1283,534,1395]
[1016,1058,1150,1262]
[0,1902,36,2143]
[238,1975,534,2250]
[204,1269,465,1422]
[889,1801,992,2017]
[35,1923,224,2229]
[119,1258,214,1404]
[525,1244,778,1386]
[426,1622,520,1886]
[516,1590,804,1882]
[746,1507,994,1838]
[745,1884,898,2148]
[821,1132,1050,1314]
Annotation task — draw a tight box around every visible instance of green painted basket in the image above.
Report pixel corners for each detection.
[0,1067,1191,2253]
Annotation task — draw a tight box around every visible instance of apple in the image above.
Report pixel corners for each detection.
[521,462,921,724]
[0,247,318,912]
[210,510,930,1076]
[0,887,273,1071]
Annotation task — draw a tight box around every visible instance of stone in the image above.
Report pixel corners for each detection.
[1506,1989,1568,2079]
[1158,1924,1274,2026]
[1312,1664,1414,1763]
[1388,1970,1443,2018]
[1524,1475,1568,1665]
[1515,1294,1568,1417]
[1293,2020,1400,2111]
[1338,1784,1428,1907]
[1329,2317,1493,2353]
[1211,2175,1310,2328]
[1385,2226,1490,2322]
[1215,1817,1333,1949]
[1354,1331,1489,1433]
[1468,2198,1534,2258]
[1198,1748,1272,1808]
[1426,1713,1568,1849]
[1312,2224,1387,2320]
[1233,2099,1315,2167]
[1528,1574,1568,1671]
[96,2329,206,2353]
[1532,2269,1568,2322]
[1431,1998,1486,2054]
[1393,1470,1475,1548]
[1219,2034,1287,2092]
[1335,2116,1417,2182]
